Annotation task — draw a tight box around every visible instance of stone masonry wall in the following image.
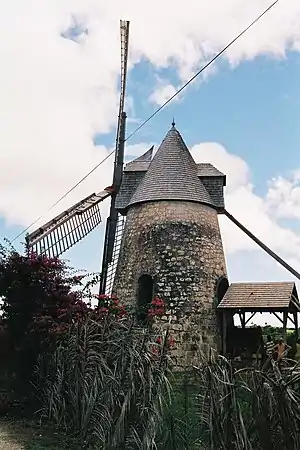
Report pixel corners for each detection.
[113,201,227,368]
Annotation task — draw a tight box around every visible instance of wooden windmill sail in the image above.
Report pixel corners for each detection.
[26,20,130,295]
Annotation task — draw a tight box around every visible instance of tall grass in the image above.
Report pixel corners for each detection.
[194,356,300,449]
[36,317,171,449]
[154,356,300,449]
[36,321,300,449]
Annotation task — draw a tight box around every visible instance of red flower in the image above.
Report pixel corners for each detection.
[97,294,109,301]
[151,297,165,306]
[156,336,162,345]
[150,345,160,357]
[168,336,175,348]
[147,308,155,317]
[97,307,109,315]
[147,296,166,320]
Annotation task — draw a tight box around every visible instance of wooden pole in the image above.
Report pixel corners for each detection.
[224,210,300,281]
[283,312,288,342]
[222,313,227,355]
[294,312,298,338]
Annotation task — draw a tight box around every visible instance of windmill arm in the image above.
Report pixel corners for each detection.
[224,209,300,281]
[99,21,130,295]
[26,189,111,257]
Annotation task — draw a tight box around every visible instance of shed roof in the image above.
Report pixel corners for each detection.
[217,282,300,311]
[128,124,214,208]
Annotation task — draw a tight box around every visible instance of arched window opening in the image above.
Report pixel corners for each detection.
[137,274,154,324]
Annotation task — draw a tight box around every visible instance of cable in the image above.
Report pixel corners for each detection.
[125,0,279,141]
[11,149,115,243]
[12,0,279,242]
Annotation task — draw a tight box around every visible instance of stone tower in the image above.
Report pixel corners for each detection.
[114,123,227,366]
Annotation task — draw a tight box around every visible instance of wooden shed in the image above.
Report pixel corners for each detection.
[217,281,300,356]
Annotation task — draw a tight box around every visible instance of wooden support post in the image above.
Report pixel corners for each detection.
[245,312,256,326]
[294,312,298,338]
[287,313,295,326]
[239,311,246,329]
[283,311,288,342]
[222,313,227,356]
[272,312,284,325]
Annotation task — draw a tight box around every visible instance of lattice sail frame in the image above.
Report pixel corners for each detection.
[105,213,126,295]
[26,190,110,257]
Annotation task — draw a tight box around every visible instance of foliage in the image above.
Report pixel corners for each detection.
[2,244,300,448]
[262,325,295,342]
[0,244,173,449]
[0,244,99,397]
[37,315,171,449]
[157,373,201,449]
[24,428,80,450]
[262,325,298,358]
[193,356,300,449]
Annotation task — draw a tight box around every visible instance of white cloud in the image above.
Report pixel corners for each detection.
[192,142,251,191]
[190,141,300,326]
[191,143,300,273]
[149,83,178,107]
[265,174,300,220]
[125,143,155,159]
[1,0,300,232]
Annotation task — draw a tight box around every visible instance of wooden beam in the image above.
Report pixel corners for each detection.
[224,210,300,281]
[294,312,299,338]
[272,312,284,324]
[245,312,256,326]
[283,312,288,342]
[239,312,246,329]
[219,308,290,314]
[287,313,295,326]
[291,294,300,313]
[222,313,227,356]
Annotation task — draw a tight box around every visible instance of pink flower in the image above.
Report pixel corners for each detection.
[168,336,175,348]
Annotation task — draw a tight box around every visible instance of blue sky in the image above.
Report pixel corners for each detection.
[1,1,300,326]
[125,52,300,191]
[6,51,300,269]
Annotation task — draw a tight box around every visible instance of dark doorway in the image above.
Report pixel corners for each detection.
[137,274,154,324]
[215,276,229,355]
[216,276,229,305]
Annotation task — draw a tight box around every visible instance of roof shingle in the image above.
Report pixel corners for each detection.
[197,163,225,180]
[218,282,298,310]
[128,125,214,208]
[124,147,154,172]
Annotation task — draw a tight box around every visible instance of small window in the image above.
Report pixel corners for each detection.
[137,274,154,324]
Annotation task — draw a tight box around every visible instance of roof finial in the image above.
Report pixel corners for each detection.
[172,118,176,128]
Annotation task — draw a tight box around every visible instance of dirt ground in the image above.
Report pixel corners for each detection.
[0,422,25,449]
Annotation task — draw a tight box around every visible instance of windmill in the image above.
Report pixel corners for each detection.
[24,11,300,302]
[26,20,130,296]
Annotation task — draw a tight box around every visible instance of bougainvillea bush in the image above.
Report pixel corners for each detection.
[0,244,100,399]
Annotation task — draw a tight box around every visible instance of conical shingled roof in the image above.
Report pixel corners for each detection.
[128,124,214,208]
